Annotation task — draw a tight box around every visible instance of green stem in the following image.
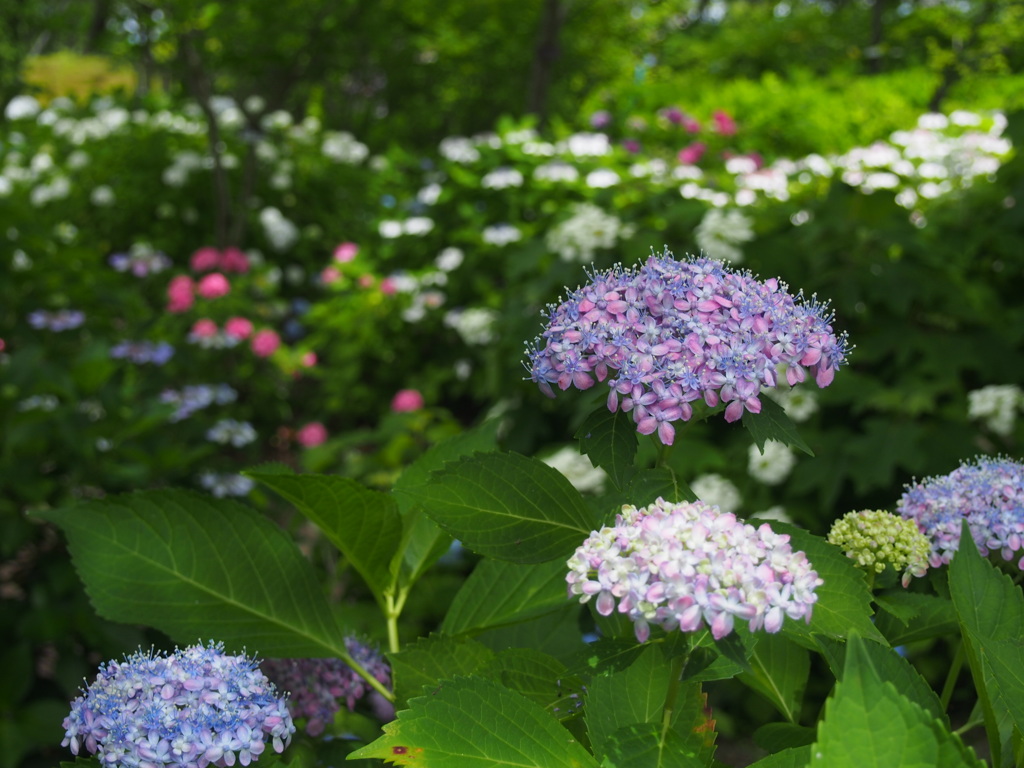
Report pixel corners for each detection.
[939,639,965,712]
[660,639,691,742]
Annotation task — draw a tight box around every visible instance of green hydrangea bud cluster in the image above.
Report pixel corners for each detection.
[827,509,930,587]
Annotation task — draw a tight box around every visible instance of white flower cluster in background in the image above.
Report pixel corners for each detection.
[766,385,819,422]
[444,307,499,345]
[321,131,369,164]
[694,207,755,263]
[541,446,607,494]
[968,384,1023,436]
[690,473,741,513]
[546,203,634,262]
[748,440,797,485]
[260,207,300,251]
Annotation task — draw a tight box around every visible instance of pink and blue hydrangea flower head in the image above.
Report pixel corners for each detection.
[61,640,295,768]
[566,498,822,643]
[525,249,849,445]
[897,455,1024,570]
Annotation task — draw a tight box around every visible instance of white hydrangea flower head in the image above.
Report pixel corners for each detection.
[748,440,797,485]
[690,473,741,514]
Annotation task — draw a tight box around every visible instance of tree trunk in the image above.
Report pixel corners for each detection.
[526,0,567,126]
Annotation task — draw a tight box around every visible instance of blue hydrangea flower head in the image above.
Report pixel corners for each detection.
[62,640,295,768]
[260,637,391,736]
[897,455,1024,569]
[525,249,849,444]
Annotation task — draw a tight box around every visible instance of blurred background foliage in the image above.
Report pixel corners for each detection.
[2,1,1024,766]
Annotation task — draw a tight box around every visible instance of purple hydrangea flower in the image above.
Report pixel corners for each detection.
[897,455,1024,569]
[28,309,85,331]
[161,384,238,422]
[111,340,175,365]
[261,637,391,736]
[525,250,848,444]
[567,498,822,642]
[109,246,172,277]
[61,641,295,768]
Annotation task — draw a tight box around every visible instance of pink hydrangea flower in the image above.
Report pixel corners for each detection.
[379,277,397,295]
[190,318,218,338]
[220,247,250,273]
[391,389,424,413]
[251,329,281,357]
[320,266,341,285]
[300,351,317,368]
[190,247,221,273]
[197,273,230,299]
[296,422,328,448]
[166,275,195,313]
[224,317,254,340]
[333,242,359,263]
[682,115,701,133]
[713,109,737,136]
[358,274,375,289]
[677,142,707,165]
[567,498,822,642]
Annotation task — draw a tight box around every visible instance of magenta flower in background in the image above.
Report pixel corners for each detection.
[61,641,294,768]
[220,247,251,273]
[525,250,849,445]
[198,272,231,299]
[190,246,221,272]
[296,422,328,448]
[321,266,342,285]
[677,142,707,165]
[300,351,317,368]
[190,318,218,338]
[333,242,359,263]
[225,316,254,340]
[251,329,281,358]
[589,110,612,129]
[261,638,391,736]
[661,106,685,125]
[682,115,701,133]
[897,455,1024,569]
[713,109,738,136]
[391,389,424,413]
[567,498,822,642]
[622,138,641,154]
[166,275,195,313]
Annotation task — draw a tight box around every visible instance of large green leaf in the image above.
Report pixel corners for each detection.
[949,523,1024,767]
[391,421,500,583]
[441,557,570,636]
[737,632,809,723]
[478,648,586,720]
[625,467,696,507]
[600,724,708,768]
[388,634,495,709]
[743,396,814,457]
[873,591,957,645]
[348,676,600,767]
[746,746,812,768]
[574,406,638,490]
[246,473,402,603]
[35,490,347,658]
[396,451,597,563]
[585,646,716,765]
[809,635,985,768]
[772,525,885,643]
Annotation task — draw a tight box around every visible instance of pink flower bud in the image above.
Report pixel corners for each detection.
[220,247,250,273]
[167,275,195,313]
[333,242,359,263]
[390,389,424,413]
[224,317,254,340]
[251,329,281,358]
[190,318,218,338]
[296,422,328,448]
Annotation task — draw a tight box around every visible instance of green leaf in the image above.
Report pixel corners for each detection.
[625,467,696,507]
[34,490,348,658]
[585,647,716,765]
[809,635,985,768]
[873,592,957,645]
[388,635,495,709]
[949,521,1024,767]
[442,557,570,636]
[746,746,812,768]
[771,525,885,644]
[478,648,586,719]
[397,452,597,563]
[601,723,708,768]
[574,407,638,490]
[753,723,816,753]
[246,473,402,602]
[391,422,500,583]
[476,602,586,664]
[738,632,809,723]
[743,397,814,457]
[813,636,945,724]
[348,676,600,767]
